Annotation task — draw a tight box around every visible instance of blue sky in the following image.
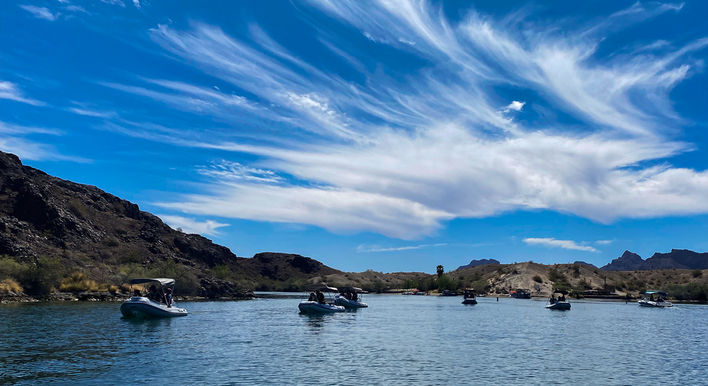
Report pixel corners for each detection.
[1,0,707,273]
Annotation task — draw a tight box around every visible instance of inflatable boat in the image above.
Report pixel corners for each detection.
[545,301,571,310]
[334,295,368,309]
[120,278,188,318]
[298,301,345,314]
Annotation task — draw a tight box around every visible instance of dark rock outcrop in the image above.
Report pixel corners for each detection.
[644,249,708,270]
[601,251,644,271]
[601,249,708,271]
[456,258,500,271]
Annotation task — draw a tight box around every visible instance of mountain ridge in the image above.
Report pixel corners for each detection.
[601,249,708,271]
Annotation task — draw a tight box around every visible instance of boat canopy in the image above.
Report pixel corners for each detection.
[339,286,364,293]
[128,278,175,286]
[304,283,339,292]
[644,290,668,296]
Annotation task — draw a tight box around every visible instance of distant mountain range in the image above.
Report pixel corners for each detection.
[601,249,708,271]
[456,258,500,271]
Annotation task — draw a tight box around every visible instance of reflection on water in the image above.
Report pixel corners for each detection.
[1,296,707,384]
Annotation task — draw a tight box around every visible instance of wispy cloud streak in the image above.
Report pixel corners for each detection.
[104,1,708,239]
[524,238,598,253]
[357,243,448,253]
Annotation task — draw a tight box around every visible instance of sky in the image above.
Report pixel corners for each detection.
[1,0,707,273]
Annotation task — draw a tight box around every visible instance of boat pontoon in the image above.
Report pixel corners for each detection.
[120,278,188,318]
[299,284,345,314]
[638,290,673,308]
[334,286,368,309]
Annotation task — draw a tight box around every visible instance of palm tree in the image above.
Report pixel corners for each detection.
[436,265,444,278]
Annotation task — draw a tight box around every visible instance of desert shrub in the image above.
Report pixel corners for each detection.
[533,275,543,283]
[469,278,490,293]
[625,278,646,292]
[572,264,581,278]
[60,272,100,292]
[68,198,89,219]
[22,257,65,296]
[211,265,231,280]
[0,256,30,280]
[665,283,708,302]
[548,269,567,283]
[104,237,120,248]
[0,278,23,294]
[692,269,703,278]
[436,275,459,291]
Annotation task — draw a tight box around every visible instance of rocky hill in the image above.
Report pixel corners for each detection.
[448,261,707,300]
[0,150,341,299]
[455,258,500,271]
[602,249,708,271]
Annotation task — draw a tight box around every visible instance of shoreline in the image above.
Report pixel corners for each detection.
[2,291,705,305]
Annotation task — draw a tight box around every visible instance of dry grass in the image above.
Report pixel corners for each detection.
[0,278,23,294]
[59,272,100,292]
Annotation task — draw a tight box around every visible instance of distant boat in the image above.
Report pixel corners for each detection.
[299,284,345,314]
[509,289,531,299]
[120,278,188,318]
[334,286,368,309]
[546,290,571,311]
[638,290,673,308]
[462,289,477,305]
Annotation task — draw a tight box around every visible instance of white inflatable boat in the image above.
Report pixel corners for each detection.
[120,278,188,318]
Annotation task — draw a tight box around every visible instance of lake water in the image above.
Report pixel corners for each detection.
[1,294,706,385]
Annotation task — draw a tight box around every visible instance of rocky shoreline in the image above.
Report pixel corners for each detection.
[0,291,255,304]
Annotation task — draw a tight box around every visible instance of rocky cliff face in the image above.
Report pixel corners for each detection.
[601,249,708,271]
[0,150,250,296]
[601,251,645,271]
[644,249,708,270]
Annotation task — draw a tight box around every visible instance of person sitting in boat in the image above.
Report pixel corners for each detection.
[308,292,316,301]
[148,285,159,302]
[133,288,142,297]
[560,294,566,302]
[316,290,325,304]
[352,291,358,301]
[549,296,556,304]
[165,287,173,308]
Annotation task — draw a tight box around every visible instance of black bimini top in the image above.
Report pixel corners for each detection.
[128,278,175,286]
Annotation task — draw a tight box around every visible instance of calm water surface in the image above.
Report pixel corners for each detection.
[1,295,706,385]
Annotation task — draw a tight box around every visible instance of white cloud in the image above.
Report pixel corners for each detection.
[595,240,613,245]
[68,107,116,118]
[19,5,58,21]
[0,81,43,105]
[198,160,283,184]
[100,0,125,6]
[109,3,708,239]
[158,215,229,236]
[132,0,140,9]
[357,243,447,253]
[523,238,598,253]
[503,100,525,112]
